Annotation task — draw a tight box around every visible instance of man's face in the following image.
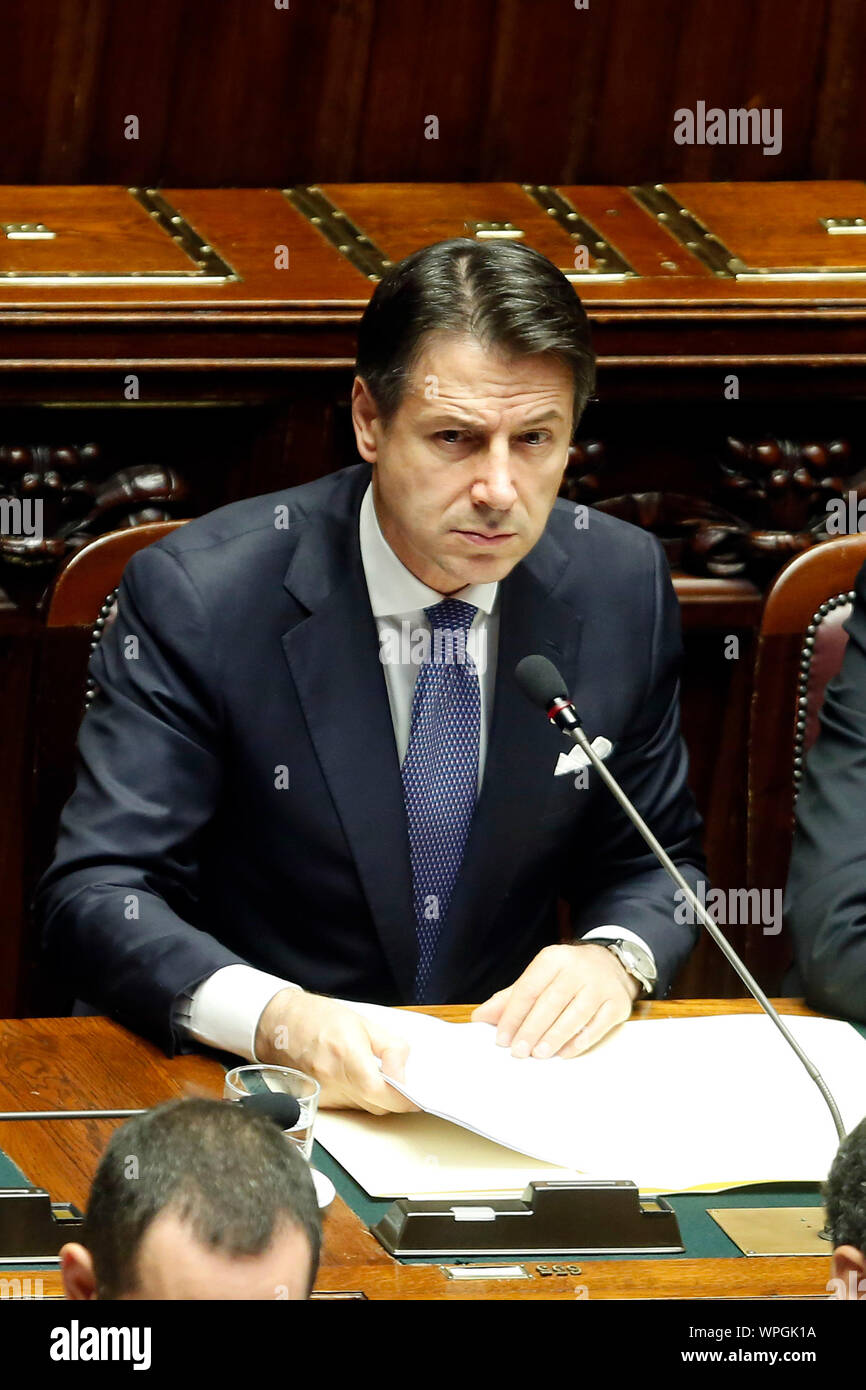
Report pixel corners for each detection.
[60,1211,314,1301]
[351,332,575,593]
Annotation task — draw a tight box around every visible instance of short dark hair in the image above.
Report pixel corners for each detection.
[81,1098,322,1299]
[355,237,596,438]
[824,1114,866,1254]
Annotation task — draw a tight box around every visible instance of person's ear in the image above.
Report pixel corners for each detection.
[350,377,381,464]
[59,1242,99,1300]
[830,1244,866,1299]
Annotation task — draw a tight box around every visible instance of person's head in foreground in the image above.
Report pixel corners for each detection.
[59,1097,322,1300]
[352,235,596,594]
[825,1114,866,1299]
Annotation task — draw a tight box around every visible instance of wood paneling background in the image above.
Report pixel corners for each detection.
[0,0,864,187]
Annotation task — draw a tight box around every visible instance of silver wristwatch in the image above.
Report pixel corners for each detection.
[601,939,657,997]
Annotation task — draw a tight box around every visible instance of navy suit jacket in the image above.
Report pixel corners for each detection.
[36,463,705,1054]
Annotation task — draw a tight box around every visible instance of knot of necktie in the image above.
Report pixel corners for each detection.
[423,598,478,666]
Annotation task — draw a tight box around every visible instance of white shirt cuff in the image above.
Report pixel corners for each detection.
[172,965,301,1061]
[579,926,657,985]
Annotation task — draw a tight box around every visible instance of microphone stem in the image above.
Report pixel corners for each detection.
[569,725,848,1144]
[0,1109,145,1122]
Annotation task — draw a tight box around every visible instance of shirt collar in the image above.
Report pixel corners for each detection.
[359,482,499,619]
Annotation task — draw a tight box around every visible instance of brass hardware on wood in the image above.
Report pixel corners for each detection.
[631,183,866,280]
[521,184,637,281]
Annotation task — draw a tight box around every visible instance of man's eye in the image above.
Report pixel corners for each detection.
[521,431,549,445]
[436,430,468,444]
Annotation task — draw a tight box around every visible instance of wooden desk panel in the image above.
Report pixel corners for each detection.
[0,1001,836,1300]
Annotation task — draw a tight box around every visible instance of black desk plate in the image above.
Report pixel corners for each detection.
[372,1179,685,1258]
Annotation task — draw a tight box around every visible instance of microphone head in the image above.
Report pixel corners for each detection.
[514,654,568,710]
[237,1091,301,1132]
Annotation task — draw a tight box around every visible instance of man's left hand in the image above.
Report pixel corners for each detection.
[470,943,641,1059]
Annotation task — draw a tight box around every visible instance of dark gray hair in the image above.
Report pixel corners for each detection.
[81,1097,322,1298]
[825,1113,866,1254]
[355,237,596,438]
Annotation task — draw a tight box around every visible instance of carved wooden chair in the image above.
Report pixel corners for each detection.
[746,533,866,989]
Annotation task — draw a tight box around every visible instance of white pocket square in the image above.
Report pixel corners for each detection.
[554,735,613,777]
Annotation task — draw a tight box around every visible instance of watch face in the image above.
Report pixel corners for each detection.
[618,942,656,985]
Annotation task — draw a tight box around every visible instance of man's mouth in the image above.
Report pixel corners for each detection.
[452,529,516,547]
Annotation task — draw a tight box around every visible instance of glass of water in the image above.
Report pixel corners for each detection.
[223,1065,320,1161]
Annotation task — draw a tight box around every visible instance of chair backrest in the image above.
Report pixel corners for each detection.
[747,533,866,902]
[45,521,188,627]
[25,521,187,1012]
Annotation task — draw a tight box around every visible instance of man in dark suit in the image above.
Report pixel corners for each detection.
[785,558,866,1022]
[37,236,705,1114]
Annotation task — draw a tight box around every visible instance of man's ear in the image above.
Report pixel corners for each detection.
[350,377,380,464]
[59,1242,99,1300]
[830,1244,866,1298]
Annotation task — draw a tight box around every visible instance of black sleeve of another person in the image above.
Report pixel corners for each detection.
[785,557,866,1023]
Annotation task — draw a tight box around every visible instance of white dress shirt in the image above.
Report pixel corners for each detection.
[171,482,655,1059]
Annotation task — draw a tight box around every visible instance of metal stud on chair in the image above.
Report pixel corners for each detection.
[792,591,853,795]
[84,588,119,710]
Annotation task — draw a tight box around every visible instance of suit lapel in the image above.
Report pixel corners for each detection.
[280,474,418,1000]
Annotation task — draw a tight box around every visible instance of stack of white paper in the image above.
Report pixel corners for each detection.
[312,1002,866,1197]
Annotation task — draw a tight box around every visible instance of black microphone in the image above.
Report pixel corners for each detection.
[0,1091,301,1130]
[235,1091,301,1131]
[515,653,848,1144]
[516,655,583,736]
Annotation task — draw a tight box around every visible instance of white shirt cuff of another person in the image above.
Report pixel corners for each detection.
[172,965,301,1061]
[579,926,657,995]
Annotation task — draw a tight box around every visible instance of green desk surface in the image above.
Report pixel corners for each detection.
[0,1149,30,1189]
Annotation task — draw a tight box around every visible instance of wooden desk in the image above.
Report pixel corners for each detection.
[0,999,835,1300]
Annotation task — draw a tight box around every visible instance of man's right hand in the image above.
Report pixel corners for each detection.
[253,989,421,1116]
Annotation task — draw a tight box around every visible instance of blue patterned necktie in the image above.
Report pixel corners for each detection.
[401,597,481,1002]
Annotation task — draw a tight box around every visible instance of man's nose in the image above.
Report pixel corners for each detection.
[470,443,518,510]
